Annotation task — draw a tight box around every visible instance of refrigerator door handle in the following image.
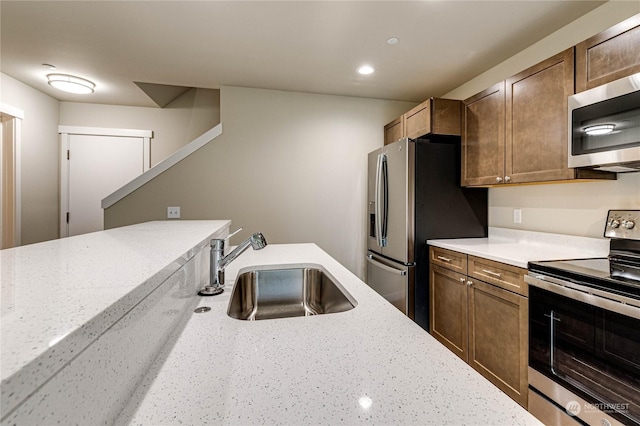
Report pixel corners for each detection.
[367,254,406,276]
[375,153,388,247]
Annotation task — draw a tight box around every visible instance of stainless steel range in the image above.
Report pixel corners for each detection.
[526,210,640,426]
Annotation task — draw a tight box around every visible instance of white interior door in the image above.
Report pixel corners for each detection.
[1,104,23,249]
[60,127,152,237]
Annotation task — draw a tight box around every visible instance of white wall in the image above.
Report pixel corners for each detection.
[1,73,60,244]
[1,73,220,245]
[59,88,220,166]
[105,86,416,278]
[444,1,640,238]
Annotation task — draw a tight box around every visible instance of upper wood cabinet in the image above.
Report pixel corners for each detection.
[462,82,505,186]
[384,98,461,145]
[505,48,577,183]
[383,116,404,146]
[462,48,615,187]
[576,13,640,92]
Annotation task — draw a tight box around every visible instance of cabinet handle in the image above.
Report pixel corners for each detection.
[496,176,503,183]
[437,256,452,262]
[467,280,473,286]
[504,176,511,183]
[482,269,502,278]
[460,277,466,283]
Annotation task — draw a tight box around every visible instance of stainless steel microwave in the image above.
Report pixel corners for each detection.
[568,73,640,172]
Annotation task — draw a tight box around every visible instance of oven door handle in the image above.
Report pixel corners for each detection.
[544,311,561,375]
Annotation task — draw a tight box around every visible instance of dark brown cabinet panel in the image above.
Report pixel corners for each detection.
[384,116,404,145]
[462,49,615,187]
[506,48,576,183]
[405,98,461,139]
[430,264,468,362]
[462,82,506,186]
[430,246,468,275]
[429,246,528,408]
[384,98,462,145]
[468,278,529,408]
[576,13,640,92]
[468,256,528,296]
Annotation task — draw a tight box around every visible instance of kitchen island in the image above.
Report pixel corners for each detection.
[1,221,230,424]
[2,223,541,425]
[115,244,541,425]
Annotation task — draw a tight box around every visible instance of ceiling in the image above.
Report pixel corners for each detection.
[1,1,606,108]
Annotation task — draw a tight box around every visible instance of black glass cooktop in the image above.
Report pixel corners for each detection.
[528,258,640,301]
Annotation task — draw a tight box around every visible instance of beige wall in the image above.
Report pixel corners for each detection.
[0,73,220,245]
[60,88,220,166]
[1,73,60,245]
[105,86,416,278]
[444,1,640,238]
[444,1,640,101]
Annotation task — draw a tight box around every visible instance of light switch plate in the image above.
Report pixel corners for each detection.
[167,206,181,219]
[513,208,522,224]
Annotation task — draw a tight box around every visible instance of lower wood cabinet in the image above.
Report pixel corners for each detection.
[429,247,528,408]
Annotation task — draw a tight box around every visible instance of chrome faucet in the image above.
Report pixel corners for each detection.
[198,232,267,296]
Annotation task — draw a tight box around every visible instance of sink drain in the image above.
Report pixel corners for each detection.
[194,306,211,313]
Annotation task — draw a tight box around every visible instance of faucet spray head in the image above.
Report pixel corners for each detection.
[250,233,267,250]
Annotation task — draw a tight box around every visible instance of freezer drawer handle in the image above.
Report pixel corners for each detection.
[367,255,407,276]
[437,256,452,262]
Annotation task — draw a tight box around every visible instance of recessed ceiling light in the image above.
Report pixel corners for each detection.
[387,37,399,45]
[358,65,375,75]
[47,74,95,94]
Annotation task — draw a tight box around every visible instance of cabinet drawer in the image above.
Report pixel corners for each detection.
[468,256,527,296]
[429,246,467,274]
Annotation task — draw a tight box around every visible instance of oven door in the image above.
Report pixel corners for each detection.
[529,283,640,425]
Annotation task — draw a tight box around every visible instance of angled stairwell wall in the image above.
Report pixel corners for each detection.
[104,86,416,278]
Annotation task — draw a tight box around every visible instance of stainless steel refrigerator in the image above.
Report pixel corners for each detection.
[366,137,487,331]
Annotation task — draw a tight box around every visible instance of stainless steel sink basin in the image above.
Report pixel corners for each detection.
[227,267,356,320]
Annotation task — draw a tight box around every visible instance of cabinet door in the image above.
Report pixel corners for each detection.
[462,82,505,186]
[468,279,528,408]
[384,116,404,145]
[576,14,640,92]
[406,98,462,139]
[405,100,432,139]
[506,48,575,183]
[430,264,468,362]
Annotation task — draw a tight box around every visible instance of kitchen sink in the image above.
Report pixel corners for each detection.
[227,266,356,320]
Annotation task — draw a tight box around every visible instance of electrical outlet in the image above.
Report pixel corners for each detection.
[167,206,181,219]
[513,208,522,224]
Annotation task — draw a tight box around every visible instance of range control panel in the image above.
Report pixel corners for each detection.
[605,209,639,240]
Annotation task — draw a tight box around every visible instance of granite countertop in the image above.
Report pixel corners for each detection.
[428,227,610,269]
[115,243,541,426]
[0,220,230,418]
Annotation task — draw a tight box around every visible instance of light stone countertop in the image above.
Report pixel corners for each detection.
[0,220,230,417]
[428,227,610,269]
[115,243,542,426]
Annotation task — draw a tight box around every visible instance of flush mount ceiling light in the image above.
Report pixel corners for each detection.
[358,65,375,75]
[386,37,399,45]
[47,73,95,94]
[584,124,615,135]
